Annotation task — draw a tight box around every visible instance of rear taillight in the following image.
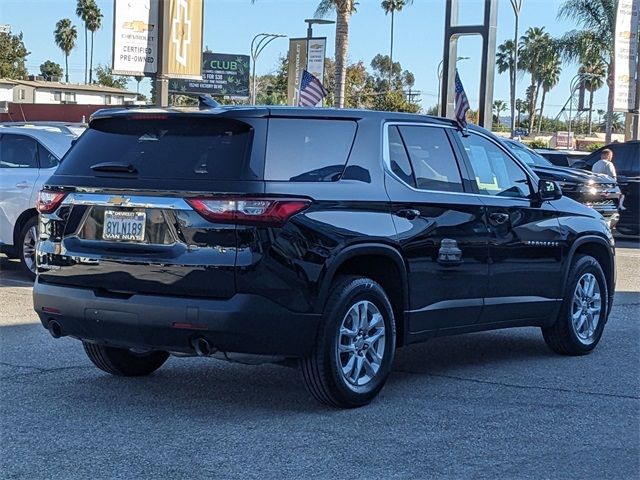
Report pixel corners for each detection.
[186,197,311,226]
[36,190,67,214]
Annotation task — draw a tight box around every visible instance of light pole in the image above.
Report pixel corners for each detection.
[436,56,470,115]
[304,18,334,39]
[567,72,598,150]
[509,0,523,138]
[251,33,286,105]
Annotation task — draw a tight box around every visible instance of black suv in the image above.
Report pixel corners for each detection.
[573,141,639,236]
[34,107,615,408]
[503,139,621,228]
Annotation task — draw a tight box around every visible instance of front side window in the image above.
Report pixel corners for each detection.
[397,125,463,192]
[0,134,39,168]
[461,133,531,198]
[38,143,59,168]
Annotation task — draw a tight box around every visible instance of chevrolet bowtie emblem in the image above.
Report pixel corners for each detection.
[108,196,130,206]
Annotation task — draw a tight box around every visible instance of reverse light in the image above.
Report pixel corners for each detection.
[36,190,67,214]
[186,197,311,226]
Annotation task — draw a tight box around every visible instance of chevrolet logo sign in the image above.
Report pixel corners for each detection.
[107,196,130,206]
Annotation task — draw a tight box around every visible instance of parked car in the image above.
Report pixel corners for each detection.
[572,141,640,236]
[0,121,86,137]
[503,139,621,228]
[535,148,590,168]
[0,127,75,277]
[34,107,615,407]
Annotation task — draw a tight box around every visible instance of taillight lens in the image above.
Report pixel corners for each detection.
[186,197,311,226]
[36,190,67,214]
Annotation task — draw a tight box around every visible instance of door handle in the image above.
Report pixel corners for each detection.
[15,182,31,189]
[489,212,510,225]
[396,209,420,220]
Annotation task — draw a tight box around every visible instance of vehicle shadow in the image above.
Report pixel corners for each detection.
[0,255,33,287]
[614,235,640,249]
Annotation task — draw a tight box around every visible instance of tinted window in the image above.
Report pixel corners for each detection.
[461,133,531,198]
[611,144,639,174]
[0,134,38,168]
[56,117,259,180]
[398,126,463,192]
[265,119,356,181]
[38,143,59,169]
[388,126,415,187]
[506,141,551,167]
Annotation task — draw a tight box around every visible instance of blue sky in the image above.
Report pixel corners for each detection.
[0,0,609,118]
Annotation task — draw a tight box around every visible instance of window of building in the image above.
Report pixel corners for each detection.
[18,89,26,100]
[105,95,112,105]
[53,91,61,101]
[64,92,76,102]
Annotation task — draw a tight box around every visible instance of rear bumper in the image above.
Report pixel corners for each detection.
[33,280,321,357]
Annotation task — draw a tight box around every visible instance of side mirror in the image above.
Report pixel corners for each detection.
[538,179,562,201]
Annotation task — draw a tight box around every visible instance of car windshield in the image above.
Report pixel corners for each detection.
[506,141,552,167]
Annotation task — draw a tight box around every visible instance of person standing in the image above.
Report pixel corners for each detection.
[593,149,625,210]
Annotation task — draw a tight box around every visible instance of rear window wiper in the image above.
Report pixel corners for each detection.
[90,162,138,174]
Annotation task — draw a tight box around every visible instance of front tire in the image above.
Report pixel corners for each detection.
[301,276,396,408]
[542,255,609,355]
[83,342,169,376]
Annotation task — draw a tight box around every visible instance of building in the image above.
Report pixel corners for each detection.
[0,77,137,105]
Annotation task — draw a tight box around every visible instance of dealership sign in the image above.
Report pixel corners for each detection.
[169,53,250,97]
[112,0,159,75]
[287,38,326,106]
[162,0,204,79]
[613,0,639,111]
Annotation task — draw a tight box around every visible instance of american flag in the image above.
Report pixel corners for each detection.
[454,70,470,128]
[298,70,328,107]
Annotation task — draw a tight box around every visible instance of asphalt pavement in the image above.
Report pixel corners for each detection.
[1,238,638,479]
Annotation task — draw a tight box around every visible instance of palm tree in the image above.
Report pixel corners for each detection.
[86,1,103,83]
[493,100,507,128]
[518,27,553,134]
[54,19,77,83]
[515,98,527,128]
[76,0,90,83]
[558,0,616,142]
[537,52,562,134]
[381,1,413,88]
[579,60,605,135]
[496,39,516,130]
[316,0,357,108]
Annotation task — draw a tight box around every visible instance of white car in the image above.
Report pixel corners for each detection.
[0,127,75,278]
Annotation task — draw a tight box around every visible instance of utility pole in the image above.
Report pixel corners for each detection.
[154,0,168,107]
[509,0,522,137]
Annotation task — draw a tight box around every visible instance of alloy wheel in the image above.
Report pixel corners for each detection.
[22,225,37,274]
[571,272,601,345]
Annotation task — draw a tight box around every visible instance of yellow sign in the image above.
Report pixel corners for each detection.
[163,0,204,79]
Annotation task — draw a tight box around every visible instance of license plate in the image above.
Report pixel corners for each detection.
[103,210,146,242]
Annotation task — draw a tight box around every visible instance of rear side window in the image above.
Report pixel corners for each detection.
[56,116,260,180]
[388,126,415,186]
[397,126,463,192]
[611,144,639,174]
[38,143,59,169]
[0,134,38,168]
[265,118,356,181]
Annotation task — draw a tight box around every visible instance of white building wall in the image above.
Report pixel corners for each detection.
[0,85,13,102]
[33,89,136,105]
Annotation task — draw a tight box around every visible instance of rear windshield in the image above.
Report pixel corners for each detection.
[265,118,357,181]
[56,116,260,180]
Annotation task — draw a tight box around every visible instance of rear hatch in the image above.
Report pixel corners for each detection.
[37,111,268,299]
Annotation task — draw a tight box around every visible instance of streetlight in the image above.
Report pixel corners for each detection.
[251,33,286,105]
[304,18,335,39]
[436,56,470,115]
[567,72,599,150]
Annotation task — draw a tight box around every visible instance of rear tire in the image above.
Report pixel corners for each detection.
[18,216,38,280]
[542,254,608,356]
[83,342,169,376]
[301,276,396,408]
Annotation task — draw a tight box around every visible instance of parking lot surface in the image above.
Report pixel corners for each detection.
[1,239,639,479]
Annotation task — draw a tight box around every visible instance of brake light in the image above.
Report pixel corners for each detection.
[186,197,311,226]
[36,190,67,214]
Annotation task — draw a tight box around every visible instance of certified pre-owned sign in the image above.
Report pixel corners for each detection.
[169,53,250,98]
[112,0,159,75]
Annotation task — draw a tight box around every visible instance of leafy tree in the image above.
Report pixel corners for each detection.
[558,0,616,142]
[39,60,63,79]
[94,64,129,89]
[86,1,102,83]
[0,32,29,79]
[54,19,77,83]
[381,0,413,87]
[367,54,420,112]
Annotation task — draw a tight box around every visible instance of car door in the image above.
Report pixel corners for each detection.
[454,130,564,324]
[0,134,41,246]
[384,123,488,336]
[610,143,640,234]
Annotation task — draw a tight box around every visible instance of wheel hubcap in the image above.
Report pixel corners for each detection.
[571,273,601,345]
[22,225,37,273]
[336,300,386,387]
